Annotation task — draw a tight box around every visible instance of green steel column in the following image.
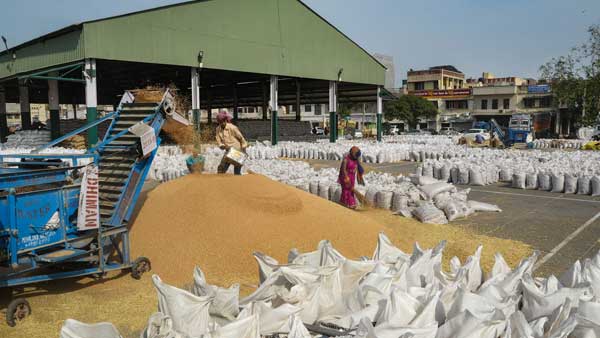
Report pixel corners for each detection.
[19,80,31,130]
[377,114,382,142]
[377,86,383,142]
[295,79,301,122]
[48,72,60,140]
[329,81,337,143]
[193,109,200,130]
[262,81,268,120]
[0,86,7,142]
[85,59,98,147]
[329,112,336,143]
[270,75,278,145]
[86,107,98,145]
[271,109,278,145]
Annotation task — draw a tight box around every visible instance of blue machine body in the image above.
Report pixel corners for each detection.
[506,114,532,145]
[0,92,170,288]
[475,114,533,147]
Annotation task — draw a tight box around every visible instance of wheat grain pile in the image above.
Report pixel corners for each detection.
[130,174,392,289]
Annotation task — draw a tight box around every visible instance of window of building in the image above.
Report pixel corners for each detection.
[315,104,322,115]
[481,99,488,110]
[445,100,468,110]
[540,96,553,107]
[492,99,498,109]
[414,82,425,90]
[523,98,535,108]
[503,99,510,109]
[304,104,312,112]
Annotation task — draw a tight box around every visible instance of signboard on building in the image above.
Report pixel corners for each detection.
[527,85,550,94]
[409,88,472,98]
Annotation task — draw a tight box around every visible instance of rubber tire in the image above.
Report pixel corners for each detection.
[131,256,151,280]
[6,298,31,327]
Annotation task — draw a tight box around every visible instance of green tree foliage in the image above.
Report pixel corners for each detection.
[540,24,600,126]
[383,95,438,129]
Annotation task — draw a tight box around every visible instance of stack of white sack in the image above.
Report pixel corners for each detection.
[419,149,600,196]
[243,136,461,164]
[0,146,91,167]
[276,140,463,164]
[531,139,586,149]
[577,126,596,140]
[201,148,502,224]
[60,233,600,338]
[147,145,189,182]
[2,130,51,148]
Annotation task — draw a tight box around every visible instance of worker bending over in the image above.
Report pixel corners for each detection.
[338,146,365,209]
[216,111,248,175]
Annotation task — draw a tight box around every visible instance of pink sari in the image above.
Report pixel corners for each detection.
[338,154,358,208]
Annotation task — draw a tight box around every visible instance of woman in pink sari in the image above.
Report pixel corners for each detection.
[338,146,365,209]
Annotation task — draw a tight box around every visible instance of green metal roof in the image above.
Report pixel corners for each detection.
[0,0,385,85]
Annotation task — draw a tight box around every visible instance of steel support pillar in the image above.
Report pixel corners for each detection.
[191,67,201,131]
[270,75,278,145]
[555,111,561,135]
[85,59,98,147]
[295,79,301,121]
[328,81,337,143]
[48,72,60,139]
[0,86,7,142]
[377,86,383,142]
[19,79,31,130]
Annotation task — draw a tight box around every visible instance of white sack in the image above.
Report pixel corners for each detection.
[467,201,502,213]
[140,312,183,338]
[419,182,454,200]
[152,275,213,337]
[564,174,578,194]
[551,174,565,193]
[512,173,526,189]
[592,176,600,197]
[413,203,448,224]
[192,266,240,320]
[60,319,122,338]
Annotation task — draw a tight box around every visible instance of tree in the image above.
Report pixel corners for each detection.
[384,95,438,129]
[540,24,600,126]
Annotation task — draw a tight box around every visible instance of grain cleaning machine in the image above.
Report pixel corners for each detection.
[0,90,185,326]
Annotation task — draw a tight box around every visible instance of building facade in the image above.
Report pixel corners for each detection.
[399,68,561,134]
[404,65,472,130]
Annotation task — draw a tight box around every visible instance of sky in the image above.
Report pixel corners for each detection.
[1,0,599,86]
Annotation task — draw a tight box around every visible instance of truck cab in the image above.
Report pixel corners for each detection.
[507,114,533,144]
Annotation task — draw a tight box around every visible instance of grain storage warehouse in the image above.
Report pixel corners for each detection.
[0,0,391,145]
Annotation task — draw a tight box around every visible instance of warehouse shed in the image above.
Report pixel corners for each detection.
[0,0,389,145]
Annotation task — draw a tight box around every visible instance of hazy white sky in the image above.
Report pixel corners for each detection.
[1,0,599,84]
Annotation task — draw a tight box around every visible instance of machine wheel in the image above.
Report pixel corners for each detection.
[131,256,151,280]
[6,298,31,327]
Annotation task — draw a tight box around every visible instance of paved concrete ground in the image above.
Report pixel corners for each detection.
[306,159,600,277]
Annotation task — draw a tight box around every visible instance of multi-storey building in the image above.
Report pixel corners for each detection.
[400,69,562,134]
[404,65,472,130]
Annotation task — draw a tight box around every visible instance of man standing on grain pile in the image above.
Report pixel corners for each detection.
[216,110,248,175]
